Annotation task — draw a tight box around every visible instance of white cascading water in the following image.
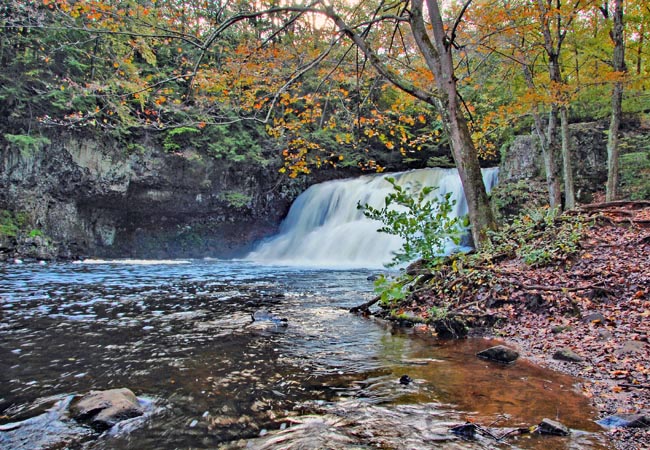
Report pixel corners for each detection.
[246,167,499,269]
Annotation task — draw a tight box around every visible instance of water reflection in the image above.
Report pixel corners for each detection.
[0,260,607,449]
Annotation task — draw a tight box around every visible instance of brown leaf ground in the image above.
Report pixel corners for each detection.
[493,205,650,450]
[397,203,650,449]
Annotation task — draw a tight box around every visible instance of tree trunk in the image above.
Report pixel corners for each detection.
[411,0,496,246]
[538,111,563,209]
[523,65,562,209]
[560,105,575,208]
[547,105,565,207]
[537,0,575,210]
[327,0,496,247]
[636,22,643,76]
[549,56,575,208]
[606,0,626,202]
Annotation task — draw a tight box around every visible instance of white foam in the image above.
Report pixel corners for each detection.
[75,259,192,265]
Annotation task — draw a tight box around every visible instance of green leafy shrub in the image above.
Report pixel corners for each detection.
[125,143,147,155]
[0,210,28,238]
[204,124,267,165]
[29,229,44,238]
[425,155,455,168]
[490,179,549,222]
[358,177,465,268]
[618,131,650,200]
[372,274,409,306]
[428,305,449,320]
[620,151,650,200]
[163,127,201,153]
[220,191,252,209]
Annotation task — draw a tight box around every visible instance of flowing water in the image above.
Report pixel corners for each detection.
[0,260,607,449]
[247,167,499,268]
[0,169,609,449]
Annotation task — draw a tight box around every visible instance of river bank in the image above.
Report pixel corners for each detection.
[493,205,650,450]
[382,202,649,449]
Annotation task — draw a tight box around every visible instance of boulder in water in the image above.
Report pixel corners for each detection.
[0,395,92,450]
[536,418,570,436]
[70,388,144,431]
[251,309,288,327]
[476,345,519,364]
[449,422,478,438]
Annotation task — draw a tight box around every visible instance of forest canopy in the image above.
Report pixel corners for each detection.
[2,1,647,159]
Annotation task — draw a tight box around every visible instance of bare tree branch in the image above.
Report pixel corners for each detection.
[450,0,473,48]
[324,5,438,106]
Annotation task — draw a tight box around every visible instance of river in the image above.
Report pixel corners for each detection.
[1,259,607,449]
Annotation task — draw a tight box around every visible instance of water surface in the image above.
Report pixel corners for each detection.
[0,260,606,449]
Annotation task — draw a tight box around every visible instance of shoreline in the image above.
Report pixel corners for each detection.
[492,327,649,450]
[375,203,650,449]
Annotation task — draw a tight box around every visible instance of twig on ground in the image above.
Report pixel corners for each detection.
[618,383,650,390]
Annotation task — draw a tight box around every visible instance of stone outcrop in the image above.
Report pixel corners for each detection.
[498,122,608,204]
[499,135,544,182]
[536,418,570,436]
[0,130,328,259]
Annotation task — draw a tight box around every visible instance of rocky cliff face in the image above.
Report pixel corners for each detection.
[0,130,316,260]
[2,121,614,260]
[499,122,608,201]
[491,121,611,220]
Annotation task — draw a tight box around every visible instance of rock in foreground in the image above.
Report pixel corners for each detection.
[552,348,584,363]
[70,388,144,431]
[536,418,570,436]
[597,413,650,429]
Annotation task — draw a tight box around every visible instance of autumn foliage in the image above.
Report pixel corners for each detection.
[2,0,647,179]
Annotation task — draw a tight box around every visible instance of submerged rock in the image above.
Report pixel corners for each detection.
[399,375,413,385]
[432,317,468,339]
[449,422,478,438]
[536,418,570,436]
[476,345,519,364]
[0,395,92,450]
[70,388,144,431]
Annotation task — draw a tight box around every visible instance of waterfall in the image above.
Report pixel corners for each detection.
[246,167,499,269]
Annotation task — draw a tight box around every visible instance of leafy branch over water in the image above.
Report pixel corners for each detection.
[357,177,466,268]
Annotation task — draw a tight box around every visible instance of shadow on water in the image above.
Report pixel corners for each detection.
[0,260,608,449]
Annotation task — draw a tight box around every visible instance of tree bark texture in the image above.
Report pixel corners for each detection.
[560,104,575,208]
[537,0,576,209]
[410,0,496,246]
[606,0,626,202]
[523,65,562,209]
